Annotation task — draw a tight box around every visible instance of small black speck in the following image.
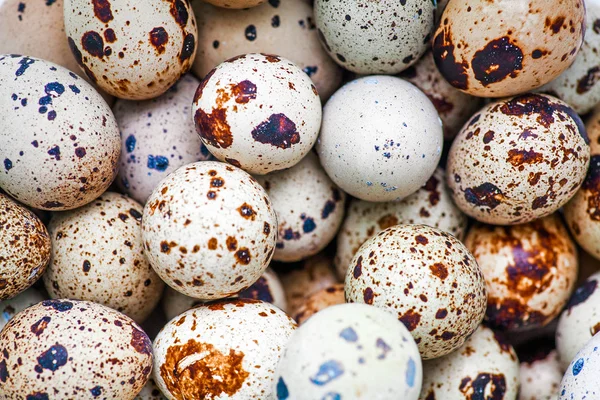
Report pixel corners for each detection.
[245,25,257,41]
[212,40,219,49]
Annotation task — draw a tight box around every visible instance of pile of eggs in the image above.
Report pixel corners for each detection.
[2,0,600,398]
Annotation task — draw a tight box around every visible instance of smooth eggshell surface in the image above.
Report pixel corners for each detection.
[0,287,45,331]
[317,76,443,202]
[0,55,121,211]
[447,94,590,225]
[142,161,277,299]
[345,224,487,360]
[293,283,345,325]
[153,299,296,400]
[193,53,322,175]
[559,332,600,399]
[0,299,153,399]
[519,348,562,400]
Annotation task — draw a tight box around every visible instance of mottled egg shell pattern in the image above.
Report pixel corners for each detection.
[345,225,487,360]
[447,94,590,225]
[294,283,345,325]
[193,53,322,175]
[275,303,422,400]
[317,76,443,202]
[142,161,277,299]
[192,0,342,100]
[556,272,600,369]
[401,51,482,140]
[0,287,45,331]
[334,168,468,279]
[202,0,266,9]
[519,346,562,400]
[559,331,600,399]
[43,192,164,323]
[153,299,296,400]
[314,0,435,74]
[0,194,50,300]
[0,55,120,211]
[115,74,211,204]
[256,152,346,262]
[433,0,586,97]
[0,299,153,399]
[465,214,578,332]
[419,325,519,400]
[136,378,167,400]
[63,0,197,100]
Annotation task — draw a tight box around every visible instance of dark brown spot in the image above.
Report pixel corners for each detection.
[577,66,600,94]
[435,309,448,319]
[399,310,421,331]
[179,33,195,63]
[208,238,218,250]
[471,36,523,87]
[483,131,495,144]
[41,201,64,209]
[415,235,428,245]
[83,260,91,273]
[363,287,374,304]
[377,214,399,230]
[226,236,238,251]
[93,0,113,23]
[463,182,506,210]
[459,373,506,400]
[237,203,255,220]
[235,248,251,265]
[82,31,105,59]
[486,297,547,331]
[68,37,97,83]
[429,263,448,280]
[225,158,241,168]
[195,108,232,149]
[263,54,280,63]
[130,325,152,355]
[30,316,51,336]
[432,26,469,90]
[263,222,271,236]
[104,28,116,43]
[251,114,299,149]
[230,80,256,104]
[423,174,441,206]
[506,149,544,167]
[160,241,177,254]
[169,0,189,27]
[353,256,363,278]
[149,27,169,54]
[546,16,566,34]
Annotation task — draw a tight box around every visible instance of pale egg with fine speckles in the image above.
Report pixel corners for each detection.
[345,224,487,360]
[518,342,562,400]
[559,331,600,399]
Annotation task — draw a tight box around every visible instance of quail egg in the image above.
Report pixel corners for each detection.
[518,341,562,400]
[294,283,345,325]
[559,331,600,399]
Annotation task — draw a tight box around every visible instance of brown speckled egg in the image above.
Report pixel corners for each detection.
[136,378,167,400]
[419,325,520,400]
[401,51,482,140]
[43,192,164,323]
[0,55,120,211]
[256,152,346,262]
[294,283,345,325]
[63,0,197,100]
[115,74,211,205]
[153,298,296,399]
[202,0,265,9]
[192,0,342,100]
[0,299,153,399]
[142,161,277,300]
[192,53,322,175]
[335,168,468,279]
[433,0,586,97]
[447,94,590,225]
[0,194,50,300]
[345,224,487,360]
[465,214,578,332]
[0,287,45,331]
[518,342,562,400]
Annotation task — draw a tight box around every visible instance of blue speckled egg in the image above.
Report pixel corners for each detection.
[274,303,423,400]
[559,332,600,399]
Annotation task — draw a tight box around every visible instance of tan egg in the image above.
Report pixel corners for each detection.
[256,152,346,262]
[465,214,578,332]
[519,345,562,400]
[0,299,153,399]
[0,55,120,211]
[588,105,600,154]
[419,325,520,400]
[115,74,211,205]
[43,192,164,323]
[0,287,45,331]
[335,168,468,279]
[193,53,322,175]
[63,0,197,100]
[192,0,342,100]
[447,94,590,225]
[294,283,345,325]
[0,0,114,106]
[433,0,586,97]
[280,252,340,315]
[345,225,487,360]
[401,51,482,140]
[0,194,50,300]
[153,299,296,400]
[136,378,167,400]
[142,161,277,300]
[202,0,266,9]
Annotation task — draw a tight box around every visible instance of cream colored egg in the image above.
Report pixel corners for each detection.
[559,331,600,399]
[0,287,45,331]
[519,347,562,400]
[294,283,345,325]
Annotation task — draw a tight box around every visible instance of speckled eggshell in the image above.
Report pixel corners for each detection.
[0,55,120,211]
[192,53,322,175]
[256,152,346,262]
[433,0,586,97]
[447,94,590,225]
[63,0,197,100]
[275,303,422,400]
[115,74,211,204]
[192,0,342,101]
[556,271,600,369]
[588,105,600,154]
[317,76,443,202]
[314,0,435,74]
[294,283,345,325]
[334,168,468,279]
[345,224,487,360]
[43,192,164,323]
[0,194,50,300]
[142,161,277,299]
[0,287,45,331]
[559,331,600,399]
[519,346,562,400]
[202,0,265,9]
[136,378,167,400]
[419,325,519,400]
[153,298,296,399]
[0,299,153,399]
[401,51,482,140]
[465,214,578,332]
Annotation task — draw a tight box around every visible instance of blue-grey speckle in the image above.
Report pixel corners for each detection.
[4,159,13,171]
[573,358,584,376]
[126,135,136,153]
[309,360,344,385]
[339,327,358,342]
[147,155,169,171]
[303,218,316,233]
[276,377,289,399]
[406,357,416,387]
[322,393,342,400]
[15,57,34,77]
[376,338,391,359]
